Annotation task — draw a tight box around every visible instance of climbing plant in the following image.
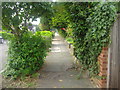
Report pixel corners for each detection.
[66,2,116,77]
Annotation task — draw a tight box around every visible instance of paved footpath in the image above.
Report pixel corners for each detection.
[0,41,8,89]
[37,33,95,88]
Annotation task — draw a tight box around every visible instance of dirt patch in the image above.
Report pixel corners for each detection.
[2,72,40,88]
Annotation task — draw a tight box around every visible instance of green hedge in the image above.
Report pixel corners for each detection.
[58,29,67,38]
[3,31,50,79]
[67,2,116,77]
[66,37,73,44]
[35,31,53,49]
[116,2,120,13]
[0,31,13,40]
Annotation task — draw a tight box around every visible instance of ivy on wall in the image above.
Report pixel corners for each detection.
[66,2,116,77]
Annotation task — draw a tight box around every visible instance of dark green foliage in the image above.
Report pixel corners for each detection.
[116,2,120,13]
[67,2,116,77]
[40,15,53,31]
[2,2,54,79]
[3,32,48,79]
[52,2,70,29]
[2,2,53,38]
[58,29,67,38]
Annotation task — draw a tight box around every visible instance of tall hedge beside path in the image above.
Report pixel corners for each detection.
[3,31,52,79]
[36,31,53,49]
[66,2,116,77]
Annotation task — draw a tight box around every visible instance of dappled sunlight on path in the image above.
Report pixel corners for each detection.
[37,32,95,88]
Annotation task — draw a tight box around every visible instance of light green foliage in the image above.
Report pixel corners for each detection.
[66,37,73,44]
[66,24,73,37]
[66,2,116,77]
[35,31,53,49]
[39,31,53,38]
[0,31,14,40]
[3,31,48,79]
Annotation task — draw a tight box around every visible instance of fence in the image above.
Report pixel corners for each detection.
[107,13,120,89]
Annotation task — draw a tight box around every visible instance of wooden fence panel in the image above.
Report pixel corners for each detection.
[118,13,120,90]
[108,14,120,89]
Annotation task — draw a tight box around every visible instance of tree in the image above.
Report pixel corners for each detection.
[2,2,53,38]
[51,2,70,29]
[40,15,53,31]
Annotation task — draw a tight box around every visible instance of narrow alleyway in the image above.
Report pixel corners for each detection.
[37,33,95,88]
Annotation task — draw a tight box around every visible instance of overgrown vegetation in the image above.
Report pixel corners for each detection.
[51,2,117,77]
[2,2,117,80]
[2,2,53,79]
[3,32,46,79]
[66,37,73,44]
[65,2,116,77]
[2,2,53,38]
[0,31,13,40]
[58,29,67,38]
[35,31,53,49]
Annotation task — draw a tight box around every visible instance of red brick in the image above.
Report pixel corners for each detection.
[100,53,108,57]
[99,70,107,74]
[100,61,108,65]
[96,47,108,88]
[99,74,106,77]
[100,66,107,70]
[99,72,107,76]
[98,56,108,61]
[102,47,108,50]
[101,50,108,54]
[100,63,107,66]
[98,79,107,84]
[100,85,107,88]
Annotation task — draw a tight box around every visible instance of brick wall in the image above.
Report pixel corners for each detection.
[97,47,108,88]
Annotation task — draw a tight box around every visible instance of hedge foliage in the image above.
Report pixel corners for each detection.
[58,29,67,38]
[66,2,116,77]
[35,31,53,49]
[0,31,14,40]
[3,31,53,79]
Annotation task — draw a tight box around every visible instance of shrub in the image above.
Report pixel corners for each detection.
[66,24,73,37]
[66,37,73,44]
[58,29,67,38]
[40,31,53,38]
[0,31,14,40]
[3,32,47,79]
[35,31,53,49]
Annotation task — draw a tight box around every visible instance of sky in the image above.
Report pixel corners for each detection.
[31,18,40,25]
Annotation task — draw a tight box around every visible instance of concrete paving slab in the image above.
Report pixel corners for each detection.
[0,41,8,89]
[37,33,95,88]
